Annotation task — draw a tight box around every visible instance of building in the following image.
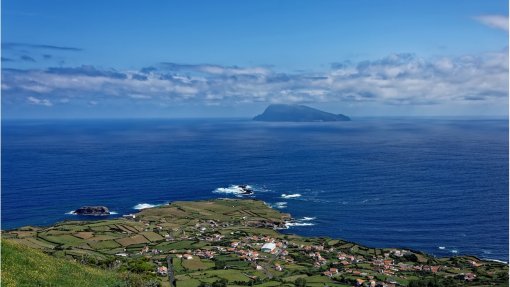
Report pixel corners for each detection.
[261,242,276,253]
[140,246,150,254]
[157,266,168,276]
[464,273,477,281]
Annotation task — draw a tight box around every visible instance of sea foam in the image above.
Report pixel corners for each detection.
[133,203,159,210]
[283,216,317,228]
[274,202,287,209]
[213,185,254,197]
[281,193,301,199]
[484,258,508,264]
[301,217,316,221]
[285,222,315,227]
[65,210,118,215]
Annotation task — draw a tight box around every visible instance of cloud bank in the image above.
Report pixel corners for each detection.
[2,42,83,51]
[475,15,509,32]
[2,50,508,115]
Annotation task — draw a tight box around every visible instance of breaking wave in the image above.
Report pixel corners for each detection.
[285,222,315,227]
[301,217,316,221]
[484,258,508,264]
[65,210,118,215]
[283,216,317,228]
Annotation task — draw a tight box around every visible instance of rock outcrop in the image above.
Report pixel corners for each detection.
[73,206,110,216]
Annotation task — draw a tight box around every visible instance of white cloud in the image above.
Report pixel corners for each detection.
[27,96,53,106]
[475,15,509,31]
[3,50,508,111]
[129,94,152,100]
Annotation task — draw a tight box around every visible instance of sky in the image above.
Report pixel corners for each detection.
[1,0,509,118]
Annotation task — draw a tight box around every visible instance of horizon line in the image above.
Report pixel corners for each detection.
[2,115,509,121]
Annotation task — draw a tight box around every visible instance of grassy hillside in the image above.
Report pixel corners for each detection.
[1,239,144,287]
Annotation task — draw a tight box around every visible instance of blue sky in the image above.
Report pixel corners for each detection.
[2,0,508,118]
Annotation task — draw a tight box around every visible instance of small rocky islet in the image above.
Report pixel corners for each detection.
[73,206,111,216]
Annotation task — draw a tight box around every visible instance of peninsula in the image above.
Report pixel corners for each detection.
[2,199,508,287]
[253,104,351,122]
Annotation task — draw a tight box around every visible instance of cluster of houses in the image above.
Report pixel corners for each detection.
[192,249,216,259]
[139,245,163,255]
[288,244,460,286]
[122,215,486,285]
[175,253,194,260]
[306,245,483,286]
[227,236,286,263]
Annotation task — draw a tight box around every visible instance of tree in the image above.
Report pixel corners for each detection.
[295,277,307,287]
[214,259,226,269]
[212,278,228,287]
[126,258,154,273]
[403,253,419,262]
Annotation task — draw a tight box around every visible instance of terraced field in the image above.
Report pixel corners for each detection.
[3,199,508,287]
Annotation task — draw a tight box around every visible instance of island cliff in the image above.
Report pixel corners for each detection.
[253,104,350,122]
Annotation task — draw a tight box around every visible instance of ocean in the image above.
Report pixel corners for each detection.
[2,118,508,262]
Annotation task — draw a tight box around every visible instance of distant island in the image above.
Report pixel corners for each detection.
[253,104,351,122]
[3,199,507,287]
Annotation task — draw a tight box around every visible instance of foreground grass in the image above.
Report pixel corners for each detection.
[1,239,144,287]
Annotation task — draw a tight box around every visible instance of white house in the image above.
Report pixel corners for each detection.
[261,242,276,253]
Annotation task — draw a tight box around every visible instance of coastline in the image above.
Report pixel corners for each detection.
[5,198,509,265]
[3,198,508,286]
[3,197,508,264]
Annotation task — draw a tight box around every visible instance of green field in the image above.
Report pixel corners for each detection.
[1,239,138,287]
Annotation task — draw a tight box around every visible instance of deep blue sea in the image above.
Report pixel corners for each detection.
[2,118,508,262]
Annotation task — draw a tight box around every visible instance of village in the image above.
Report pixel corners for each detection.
[131,217,484,287]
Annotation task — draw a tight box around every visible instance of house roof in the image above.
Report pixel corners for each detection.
[261,242,276,250]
